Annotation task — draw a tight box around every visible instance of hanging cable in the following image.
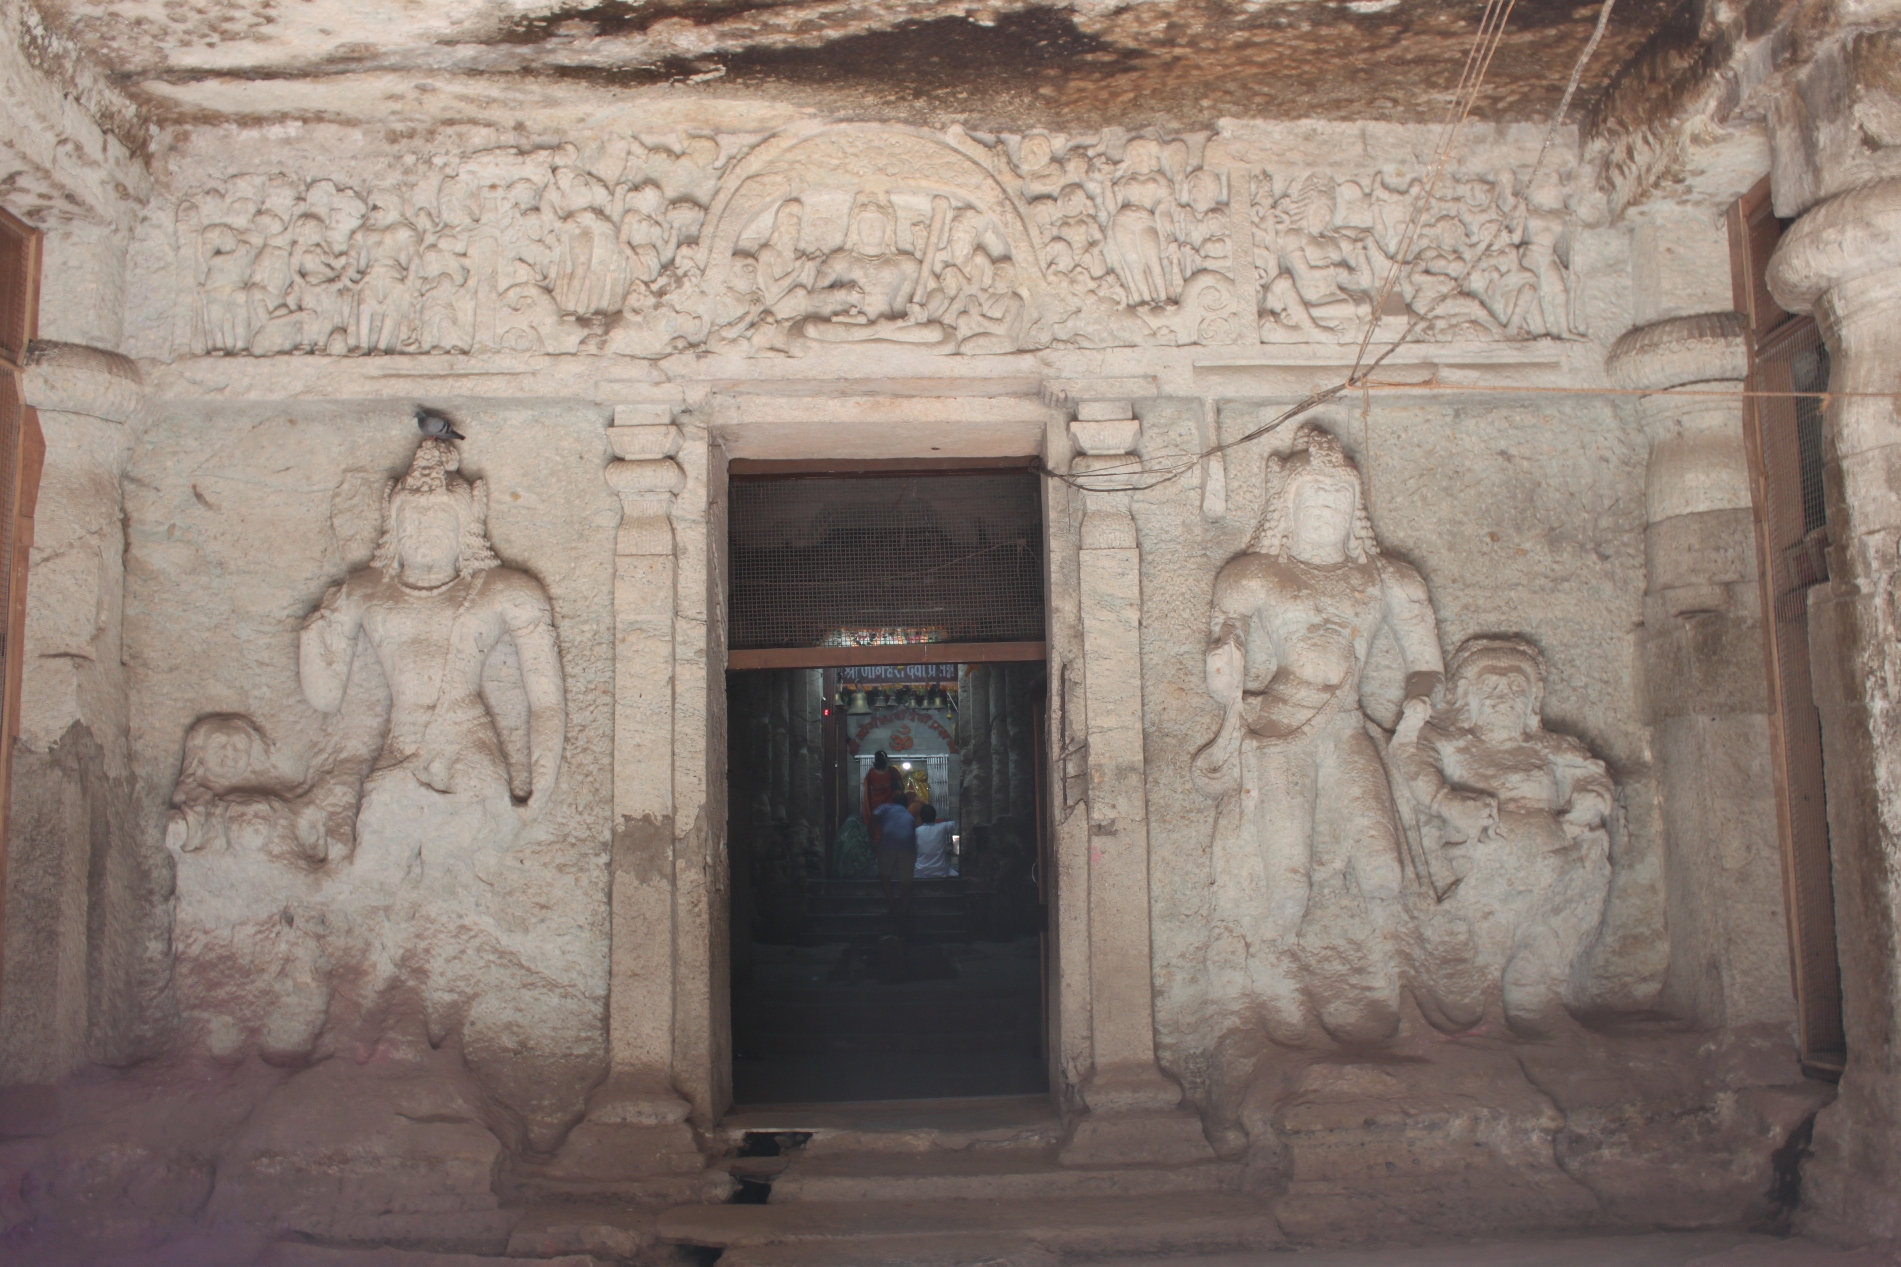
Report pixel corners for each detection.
[1042,0,1622,495]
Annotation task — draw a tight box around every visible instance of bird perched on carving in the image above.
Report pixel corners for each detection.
[415,407,465,441]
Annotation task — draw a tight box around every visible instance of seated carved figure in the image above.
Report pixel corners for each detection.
[1390,635,1613,1036]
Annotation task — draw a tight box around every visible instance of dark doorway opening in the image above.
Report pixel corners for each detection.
[725,466,1049,1105]
[727,662,1048,1104]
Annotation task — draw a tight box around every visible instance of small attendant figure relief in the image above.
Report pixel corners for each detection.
[752,198,817,320]
[1106,137,1176,307]
[163,714,342,1061]
[164,714,340,866]
[1194,425,1444,1047]
[299,438,565,882]
[1014,133,1066,201]
[347,190,421,353]
[1389,636,1613,1036]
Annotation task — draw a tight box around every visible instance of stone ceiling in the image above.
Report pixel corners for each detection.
[35,0,1686,130]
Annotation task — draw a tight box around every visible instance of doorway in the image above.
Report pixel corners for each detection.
[723,466,1050,1105]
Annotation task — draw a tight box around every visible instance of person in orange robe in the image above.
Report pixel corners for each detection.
[863,749,900,845]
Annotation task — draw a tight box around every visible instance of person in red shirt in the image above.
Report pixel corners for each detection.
[863,750,900,845]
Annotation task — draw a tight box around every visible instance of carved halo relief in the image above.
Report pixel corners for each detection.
[167,125,1587,360]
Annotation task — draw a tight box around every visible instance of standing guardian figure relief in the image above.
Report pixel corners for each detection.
[1195,425,1615,1048]
[299,435,566,866]
[162,433,567,1061]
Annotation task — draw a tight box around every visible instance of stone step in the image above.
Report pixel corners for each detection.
[769,1147,1246,1203]
[256,1244,606,1267]
[716,1095,1063,1154]
[657,1193,1283,1258]
[503,1204,659,1260]
[805,914,975,937]
[810,880,973,897]
[720,1233,1059,1267]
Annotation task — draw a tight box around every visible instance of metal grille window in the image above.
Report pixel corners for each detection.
[728,472,1043,651]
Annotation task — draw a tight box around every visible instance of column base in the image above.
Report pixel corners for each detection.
[538,1075,708,1184]
[1060,1063,1218,1168]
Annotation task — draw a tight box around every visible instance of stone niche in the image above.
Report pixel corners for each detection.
[1136,412,1826,1236]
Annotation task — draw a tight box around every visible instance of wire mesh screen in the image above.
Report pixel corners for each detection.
[1749,315,1845,1068]
[728,472,1044,651]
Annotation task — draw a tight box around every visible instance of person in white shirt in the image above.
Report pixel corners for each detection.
[913,802,958,880]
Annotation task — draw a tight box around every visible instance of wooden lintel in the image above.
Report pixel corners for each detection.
[728,642,1046,671]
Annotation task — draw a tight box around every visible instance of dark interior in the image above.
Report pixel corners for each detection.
[727,662,1049,1104]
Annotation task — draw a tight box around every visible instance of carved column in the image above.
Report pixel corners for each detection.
[558,404,703,1184]
[0,343,142,1082]
[1607,315,1796,1030]
[1060,403,1215,1167]
[964,664,991,826]
[1766,177,1901,1238]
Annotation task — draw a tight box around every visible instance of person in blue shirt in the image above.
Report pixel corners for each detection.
[870,792,919,924]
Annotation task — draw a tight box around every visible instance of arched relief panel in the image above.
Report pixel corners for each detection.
[701,123,1047,294]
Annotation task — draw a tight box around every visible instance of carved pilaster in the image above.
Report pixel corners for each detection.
[1607,313,1793,1032]
[0,341,143,1081]
[1060,402,1216,1168]
[548,404,706,1190]
[1765,177,1901,1240]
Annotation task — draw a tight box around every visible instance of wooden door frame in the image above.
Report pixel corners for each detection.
[0,206,47,1010]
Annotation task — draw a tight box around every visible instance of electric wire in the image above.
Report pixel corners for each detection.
[1040,0,1627,496]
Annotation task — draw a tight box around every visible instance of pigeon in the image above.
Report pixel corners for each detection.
[416,407,465,441]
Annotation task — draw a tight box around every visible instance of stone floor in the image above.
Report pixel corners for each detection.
[1115,1233,1899,1266]
[13,1220,1896,1267]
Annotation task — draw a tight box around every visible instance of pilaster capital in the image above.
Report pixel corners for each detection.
[22,341,145,423]
[1767,177,1901,317]
[1606,312,1747,393]
[606,457,686,500]
[1068,412,1143,549]
[605,444,685,557]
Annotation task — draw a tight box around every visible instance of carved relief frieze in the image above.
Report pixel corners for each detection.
[1250,167,1587,342]
[160,127,1587,360]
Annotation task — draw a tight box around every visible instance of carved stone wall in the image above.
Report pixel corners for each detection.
[123,402,620,1149]
[124,123,1602,362]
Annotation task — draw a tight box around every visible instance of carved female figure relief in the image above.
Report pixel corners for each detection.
[1195,425,1444,1046]
[299,437,566,882]
[1389,636,1613,1036]
[1107,137,1176,307]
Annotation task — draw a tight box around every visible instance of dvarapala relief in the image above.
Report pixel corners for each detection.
[157,124,1588,359]
[165,437,567,1063]
[1195,426,1615,1048]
